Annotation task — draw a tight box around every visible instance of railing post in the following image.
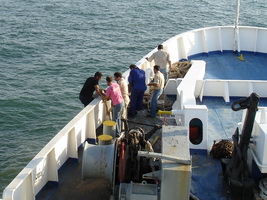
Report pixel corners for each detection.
[86,106,96,143]
[67,127,78,159]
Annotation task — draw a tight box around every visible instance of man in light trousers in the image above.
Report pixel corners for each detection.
[147,65,164,118]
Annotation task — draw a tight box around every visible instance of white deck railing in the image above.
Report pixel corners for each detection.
[197,79,267,103]
[2,99,107,200]
[138,26,267,104]
[138,26,267,70]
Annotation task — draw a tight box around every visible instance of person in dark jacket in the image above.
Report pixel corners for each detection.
[128,64,147,117]
[79,71,103,107]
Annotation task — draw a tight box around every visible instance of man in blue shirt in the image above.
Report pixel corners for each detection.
[128,64,147,117]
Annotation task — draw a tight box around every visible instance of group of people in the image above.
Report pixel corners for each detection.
[79,44,171,136]
[79,71,128,136]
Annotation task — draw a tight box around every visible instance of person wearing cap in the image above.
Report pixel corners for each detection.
[79,71,103,107]
[102,76,124,135]
[147,65,164,118]
[146,44,171,83]
[114,72,130,120]
[128,64,147,117]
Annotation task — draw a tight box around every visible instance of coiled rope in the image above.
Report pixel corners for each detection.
[210,140,233,159]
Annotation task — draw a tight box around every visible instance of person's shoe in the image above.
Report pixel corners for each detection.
[146,114,155,118]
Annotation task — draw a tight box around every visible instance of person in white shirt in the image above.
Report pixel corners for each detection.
[147,65,164,118]
[146,44,171,84]
[114,72,130,120]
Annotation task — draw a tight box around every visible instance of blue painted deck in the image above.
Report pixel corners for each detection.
[198,97,242,143]
[189,52,267,199]
[191,152,230,200]
[190,51,267,80]
[192,97,267,199]
[197,97,267,147]
[190,52,267,145]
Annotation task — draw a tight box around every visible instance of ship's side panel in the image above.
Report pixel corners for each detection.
[220,27,235,51]
[204,27,222,52]
[182,31,205,57]
[239,27,257,52]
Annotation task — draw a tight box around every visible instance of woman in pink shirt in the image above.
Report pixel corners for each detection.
[102,76,124,136]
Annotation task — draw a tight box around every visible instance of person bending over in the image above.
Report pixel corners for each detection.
[102,76,124,135]
[79,71,103,107]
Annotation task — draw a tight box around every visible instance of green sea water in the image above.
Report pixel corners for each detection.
[0,0,267,196]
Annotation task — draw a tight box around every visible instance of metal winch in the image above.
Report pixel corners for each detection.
[82,141,117,185]
[82,123,192,200]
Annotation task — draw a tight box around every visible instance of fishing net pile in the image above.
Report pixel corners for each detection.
[168,61,192,78]
[143,91,173,111]
[142,61,192,111]
[210,140,234,159]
